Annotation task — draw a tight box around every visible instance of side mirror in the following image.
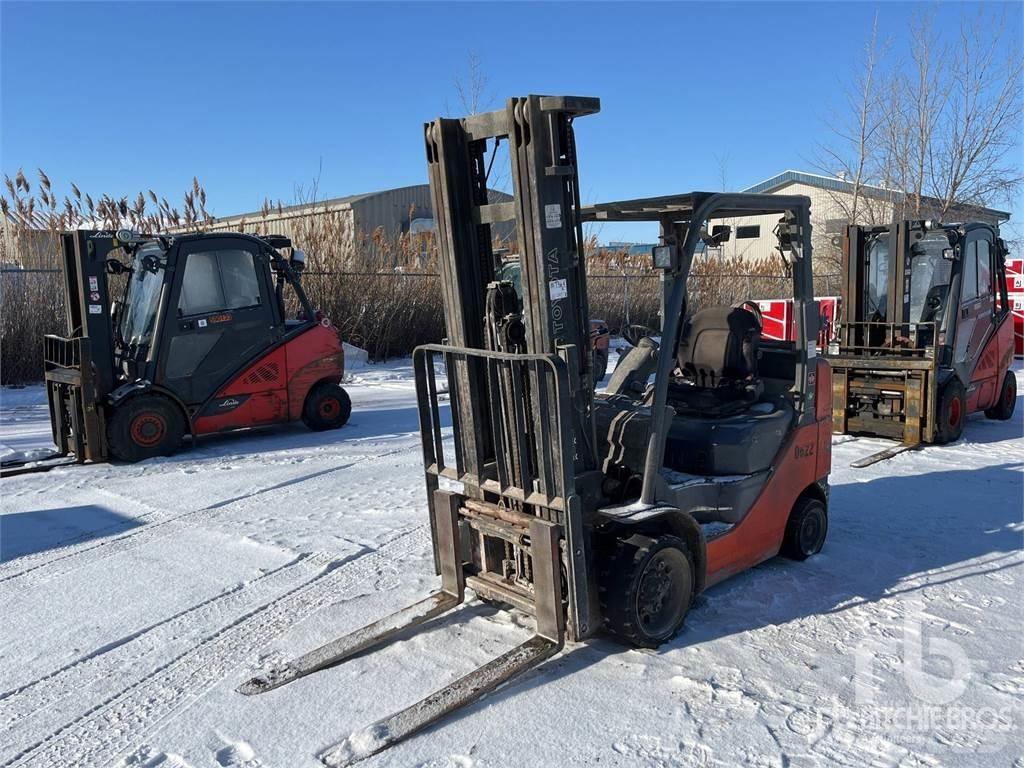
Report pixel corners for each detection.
[701,225,731,247]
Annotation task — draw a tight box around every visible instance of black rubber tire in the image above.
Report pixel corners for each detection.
[935,377,966,444]
[593,348,609,385]
[599,533,694,648]
[780,496,828,561]
[984,371,1016,421]
[302,382,352,431]
[107,395,186,463]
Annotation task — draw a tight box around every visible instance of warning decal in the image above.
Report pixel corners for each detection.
[545,204,562,229]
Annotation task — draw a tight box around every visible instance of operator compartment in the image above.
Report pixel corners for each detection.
[583,193,817,526]
[596,304,796,522]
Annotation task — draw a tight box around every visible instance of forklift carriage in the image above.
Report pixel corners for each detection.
[240,95,833,766]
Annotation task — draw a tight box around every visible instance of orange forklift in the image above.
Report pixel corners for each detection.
[239,95,833,766]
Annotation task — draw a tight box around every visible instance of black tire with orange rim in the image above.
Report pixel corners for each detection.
[935,377,966,444]
[302,382,352,431]
[107,395,186,462]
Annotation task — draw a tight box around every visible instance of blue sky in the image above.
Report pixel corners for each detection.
[2,1,1021,243]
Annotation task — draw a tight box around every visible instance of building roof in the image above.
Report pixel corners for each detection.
[207,184,514,226]
[210,184,433,224]
[742,169,1011,221]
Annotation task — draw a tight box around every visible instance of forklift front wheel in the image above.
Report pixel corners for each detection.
[600,533,694,649]
[302,383,352,431]
[984,371,1016,421]
[936,378,966,444]
[781,496,828,561]
[107,396,186,463]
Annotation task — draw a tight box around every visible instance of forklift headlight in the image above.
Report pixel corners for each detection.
[652,245,677,270]
[290,249,307,272]
[114,229,143,246]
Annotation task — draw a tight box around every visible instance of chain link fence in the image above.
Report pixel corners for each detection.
[0,269,840,386]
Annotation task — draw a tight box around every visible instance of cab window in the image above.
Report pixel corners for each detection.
[220,250,262,309]
[961,243,979,302]
[976,239,992,303]
[959,237,994,305]
[865,236,889,319]
[178,249,261,316]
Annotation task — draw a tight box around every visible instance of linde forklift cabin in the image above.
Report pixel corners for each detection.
[830,220,1015,464]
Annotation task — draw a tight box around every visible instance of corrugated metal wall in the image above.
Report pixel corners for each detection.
[351,186,434,239]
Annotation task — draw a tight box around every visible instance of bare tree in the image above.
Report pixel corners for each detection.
[817,13,887,225]
[897,10,948,217]
[820,5,1022,225]
[927,7,1024,217]
[453,50,492,116]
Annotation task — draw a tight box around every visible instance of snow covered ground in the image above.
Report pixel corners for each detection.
[1,358,1021,768]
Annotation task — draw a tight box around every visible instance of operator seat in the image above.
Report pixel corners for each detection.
[661,305,793,478]
[669,306,762,415]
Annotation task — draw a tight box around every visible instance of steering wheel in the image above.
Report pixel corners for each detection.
[622,324,660,348]
[736,300,764,331]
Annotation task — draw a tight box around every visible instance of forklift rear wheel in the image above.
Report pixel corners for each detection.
[600,533,694,648]
[781,496,828,561]
[107,396,186,463]
[303,383,352,431]
[984,371,1016,421]
[936,378,966,444]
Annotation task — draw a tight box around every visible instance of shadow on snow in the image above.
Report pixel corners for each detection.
[0,504,143,561]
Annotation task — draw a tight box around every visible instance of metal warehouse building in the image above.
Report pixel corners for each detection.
[194,184,514,265]
[704,170,1010,264]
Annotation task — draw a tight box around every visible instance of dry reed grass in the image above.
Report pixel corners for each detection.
[2,169,834,385]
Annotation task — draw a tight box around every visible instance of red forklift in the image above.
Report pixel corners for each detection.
[828,220,1016,466]
[14,230,349,473]
[238,95,833,766]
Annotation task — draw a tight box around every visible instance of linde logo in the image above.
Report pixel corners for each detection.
[219,398,240,408]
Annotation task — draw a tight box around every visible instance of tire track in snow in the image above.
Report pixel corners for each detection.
[0,453,398,593]
[0,551,340,761]
[4,523,430,768]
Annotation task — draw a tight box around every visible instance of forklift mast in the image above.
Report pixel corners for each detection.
[44,231,124,461]
[420,95,601,642]
[425,95,601,472]
[56,231,120,397]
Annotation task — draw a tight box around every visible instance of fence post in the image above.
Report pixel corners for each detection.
[622,271,629,328]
